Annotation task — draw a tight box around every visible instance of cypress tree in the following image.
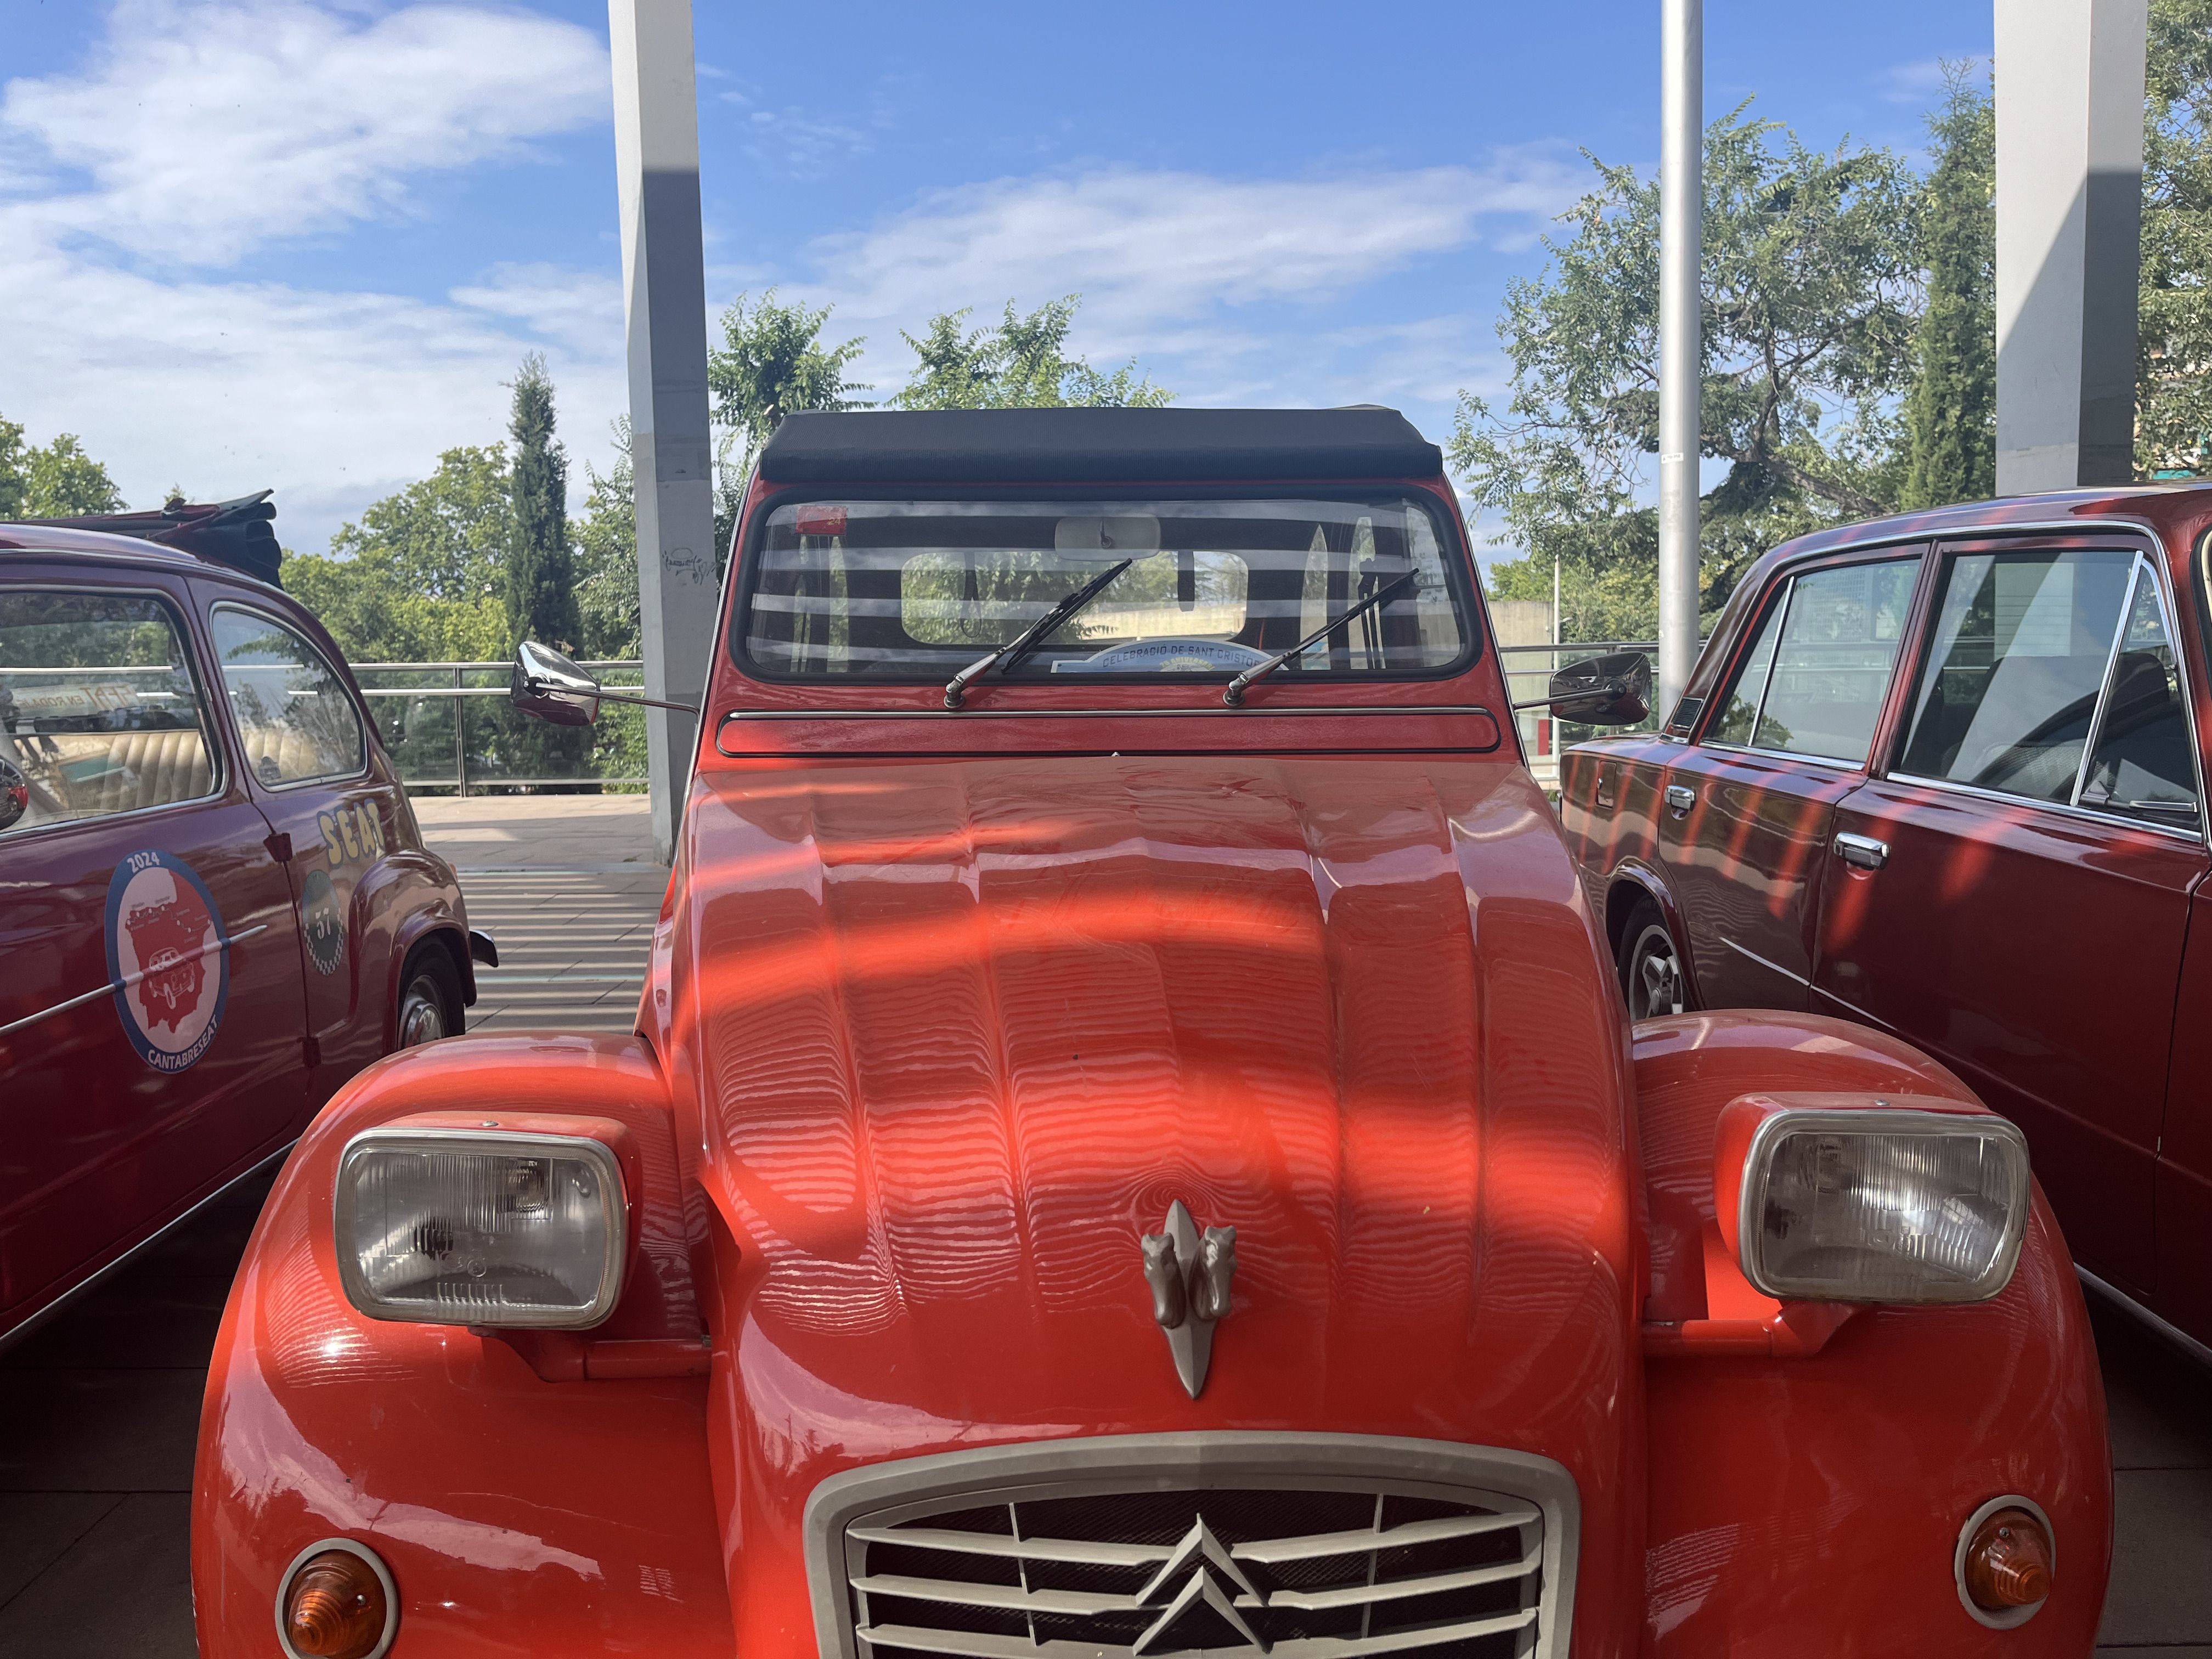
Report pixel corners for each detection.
[1900,71,1997,509]
[504,356,585,782]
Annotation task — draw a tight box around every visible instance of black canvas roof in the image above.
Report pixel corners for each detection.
[755,407,1444,485]
[14,490,283,586]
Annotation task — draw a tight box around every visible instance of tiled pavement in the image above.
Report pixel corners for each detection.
[1,793,2207,1652]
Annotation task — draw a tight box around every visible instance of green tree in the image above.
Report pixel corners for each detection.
[504,355,580,652]
[892,297,1173,411]
[573,419,640,659]
[1899,67,1996,507]
[1453,105,1922,637]
[0,417,125,518]
[2139,0,2212,475]
[706,289,872,556]
[284,445,512,663]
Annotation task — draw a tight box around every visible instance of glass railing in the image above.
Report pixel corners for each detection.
[350,661,648,793]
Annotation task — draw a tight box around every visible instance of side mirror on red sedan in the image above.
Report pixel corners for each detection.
[1515,648,1652,726]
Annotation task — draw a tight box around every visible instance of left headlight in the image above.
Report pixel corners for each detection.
[335,1121,629,1328]
[1720,1095,2031,1305]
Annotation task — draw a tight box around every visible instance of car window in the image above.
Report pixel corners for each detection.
[209,606,366,787]
[741,496,1472,680]
[1708,590,1785,746]
[1898,549,2135,804]
[0,589,217,834]
[1706,557,1917,763]
[2078,564,2201,830]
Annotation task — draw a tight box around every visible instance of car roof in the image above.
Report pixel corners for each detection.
[0,521,291,603]
[756,405,1446,485]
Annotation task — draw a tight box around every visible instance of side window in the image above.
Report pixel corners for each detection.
[2079,565,2201,830]
[1706,557,1918,763]
[1750,559,1919,763]
[0,589,217,833]
[1708,588,1786,746]
[210,606,365,787]
[1898,549,2136,804]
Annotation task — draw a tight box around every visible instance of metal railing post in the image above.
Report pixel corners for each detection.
[453,665,467,798]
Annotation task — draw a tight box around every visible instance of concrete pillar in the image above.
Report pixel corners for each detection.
[1656,0,1703,719]
[609,0,716,863]
[1995,0,2148,493]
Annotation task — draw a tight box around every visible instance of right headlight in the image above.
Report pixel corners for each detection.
[335,1119,630,1328]
[1720,1095,2031,1305]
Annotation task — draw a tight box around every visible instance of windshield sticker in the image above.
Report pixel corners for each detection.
[105,849,230,1074]
[301,867,345,976]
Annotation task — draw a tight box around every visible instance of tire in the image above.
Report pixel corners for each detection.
[1616,898,1688,1019]
[395,943,464,1048]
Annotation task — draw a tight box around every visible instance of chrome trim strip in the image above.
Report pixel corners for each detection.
[1696,740,1866,772]
[2072,557,2142,807]
[1878,770,2206,844]
[1797,512,2169,562]
[0,922,271,1038]
[1721,936,1811,986]
[0,1138,294,1355]
[722,704,1498,723]
[804,1432,1579,1659]
[2077,1266,2212,1372]
[1807,981,1900,1032]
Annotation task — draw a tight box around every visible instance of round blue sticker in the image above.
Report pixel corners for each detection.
[105,850,229,1073]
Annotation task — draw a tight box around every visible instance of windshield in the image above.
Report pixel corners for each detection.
[738,495,1474,680]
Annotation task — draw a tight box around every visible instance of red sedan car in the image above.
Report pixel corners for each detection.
[197,410,2107,1658]
[1562,482,2212,1362]
[0,504,490,1351]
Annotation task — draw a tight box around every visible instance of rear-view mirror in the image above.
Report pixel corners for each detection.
[1541,650,1652,726]
[511,641,600,727]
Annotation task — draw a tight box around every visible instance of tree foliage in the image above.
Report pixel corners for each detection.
[891,297,1173,411]
[2139,0,2212,475]
[505,354,579,652]
[1900,67,1996,508]
[573,419,640,659]
[0,416,125,518]
[1455,108,1925,638]
[283,445,512,663]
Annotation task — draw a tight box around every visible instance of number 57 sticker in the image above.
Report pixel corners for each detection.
[318,802,386,867]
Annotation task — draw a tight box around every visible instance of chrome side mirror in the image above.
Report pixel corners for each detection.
[1514,650,1652,726]
[511,641,600,728]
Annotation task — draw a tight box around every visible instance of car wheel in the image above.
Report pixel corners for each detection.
[396,945,464,1048]
[1617,899,1688,1019]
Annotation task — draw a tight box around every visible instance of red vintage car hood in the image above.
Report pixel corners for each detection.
[670,753,1640,1634]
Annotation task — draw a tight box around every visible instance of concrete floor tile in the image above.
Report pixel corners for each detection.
[2089,1297,2212,1471]
[0,1494,195,1657]
[0,1369,203,1493]
[0,1492,120,1607]
[2098,1468,2212,1646]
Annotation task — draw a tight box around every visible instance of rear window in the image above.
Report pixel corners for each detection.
[737,496,1474,681]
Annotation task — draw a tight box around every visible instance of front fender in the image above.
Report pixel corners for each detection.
[190,1035,732,1657]
[1634,1012,2111,1657]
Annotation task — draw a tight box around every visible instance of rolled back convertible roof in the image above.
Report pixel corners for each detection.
[756,407,1445,484]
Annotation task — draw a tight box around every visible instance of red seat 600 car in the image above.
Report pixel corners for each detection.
[0,503,489,1351]
[195,410,2109,1659]
[1561,483,2212,1365]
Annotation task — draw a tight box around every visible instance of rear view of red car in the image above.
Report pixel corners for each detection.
[0,511,490,1351]
[1562,482,2212,1358]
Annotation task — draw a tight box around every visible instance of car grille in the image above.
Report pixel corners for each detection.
[811,1437,1573,1659]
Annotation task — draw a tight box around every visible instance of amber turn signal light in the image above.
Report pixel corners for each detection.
[1962,1506,2053,1613]
[281,1547,391,1659]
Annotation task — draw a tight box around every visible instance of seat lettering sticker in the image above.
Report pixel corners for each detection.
[319,802,386,867]
[105,849,230,1074]
[301,867,346,975]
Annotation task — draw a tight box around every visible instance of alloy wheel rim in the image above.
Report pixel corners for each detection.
[1632,926,1683,1018]
[397,978,447,1047]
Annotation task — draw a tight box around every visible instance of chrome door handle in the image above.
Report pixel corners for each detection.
[1664,785,1695,816]
[1833,831,1889,870]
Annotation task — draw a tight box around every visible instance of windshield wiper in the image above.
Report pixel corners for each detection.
[1223,570,1417,707]
[943,557,1133,709]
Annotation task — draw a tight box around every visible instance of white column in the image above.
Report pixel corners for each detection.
[610,0,717,863]
[1656,0,1703,719]
[1995,0,2148,493]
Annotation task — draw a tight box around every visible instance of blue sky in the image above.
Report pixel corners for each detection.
[0,0,1991,555]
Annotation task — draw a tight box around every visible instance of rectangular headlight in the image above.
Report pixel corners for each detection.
[1735,1105,2030,1304]
[335,1126,628,1328]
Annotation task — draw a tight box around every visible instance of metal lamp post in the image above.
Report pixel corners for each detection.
[1656,0,1703,723]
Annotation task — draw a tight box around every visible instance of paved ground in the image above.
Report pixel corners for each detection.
[0,791,2205,1654]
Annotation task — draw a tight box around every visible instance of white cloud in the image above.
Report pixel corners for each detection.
[0,2,621,548]
[1,0,608,266]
